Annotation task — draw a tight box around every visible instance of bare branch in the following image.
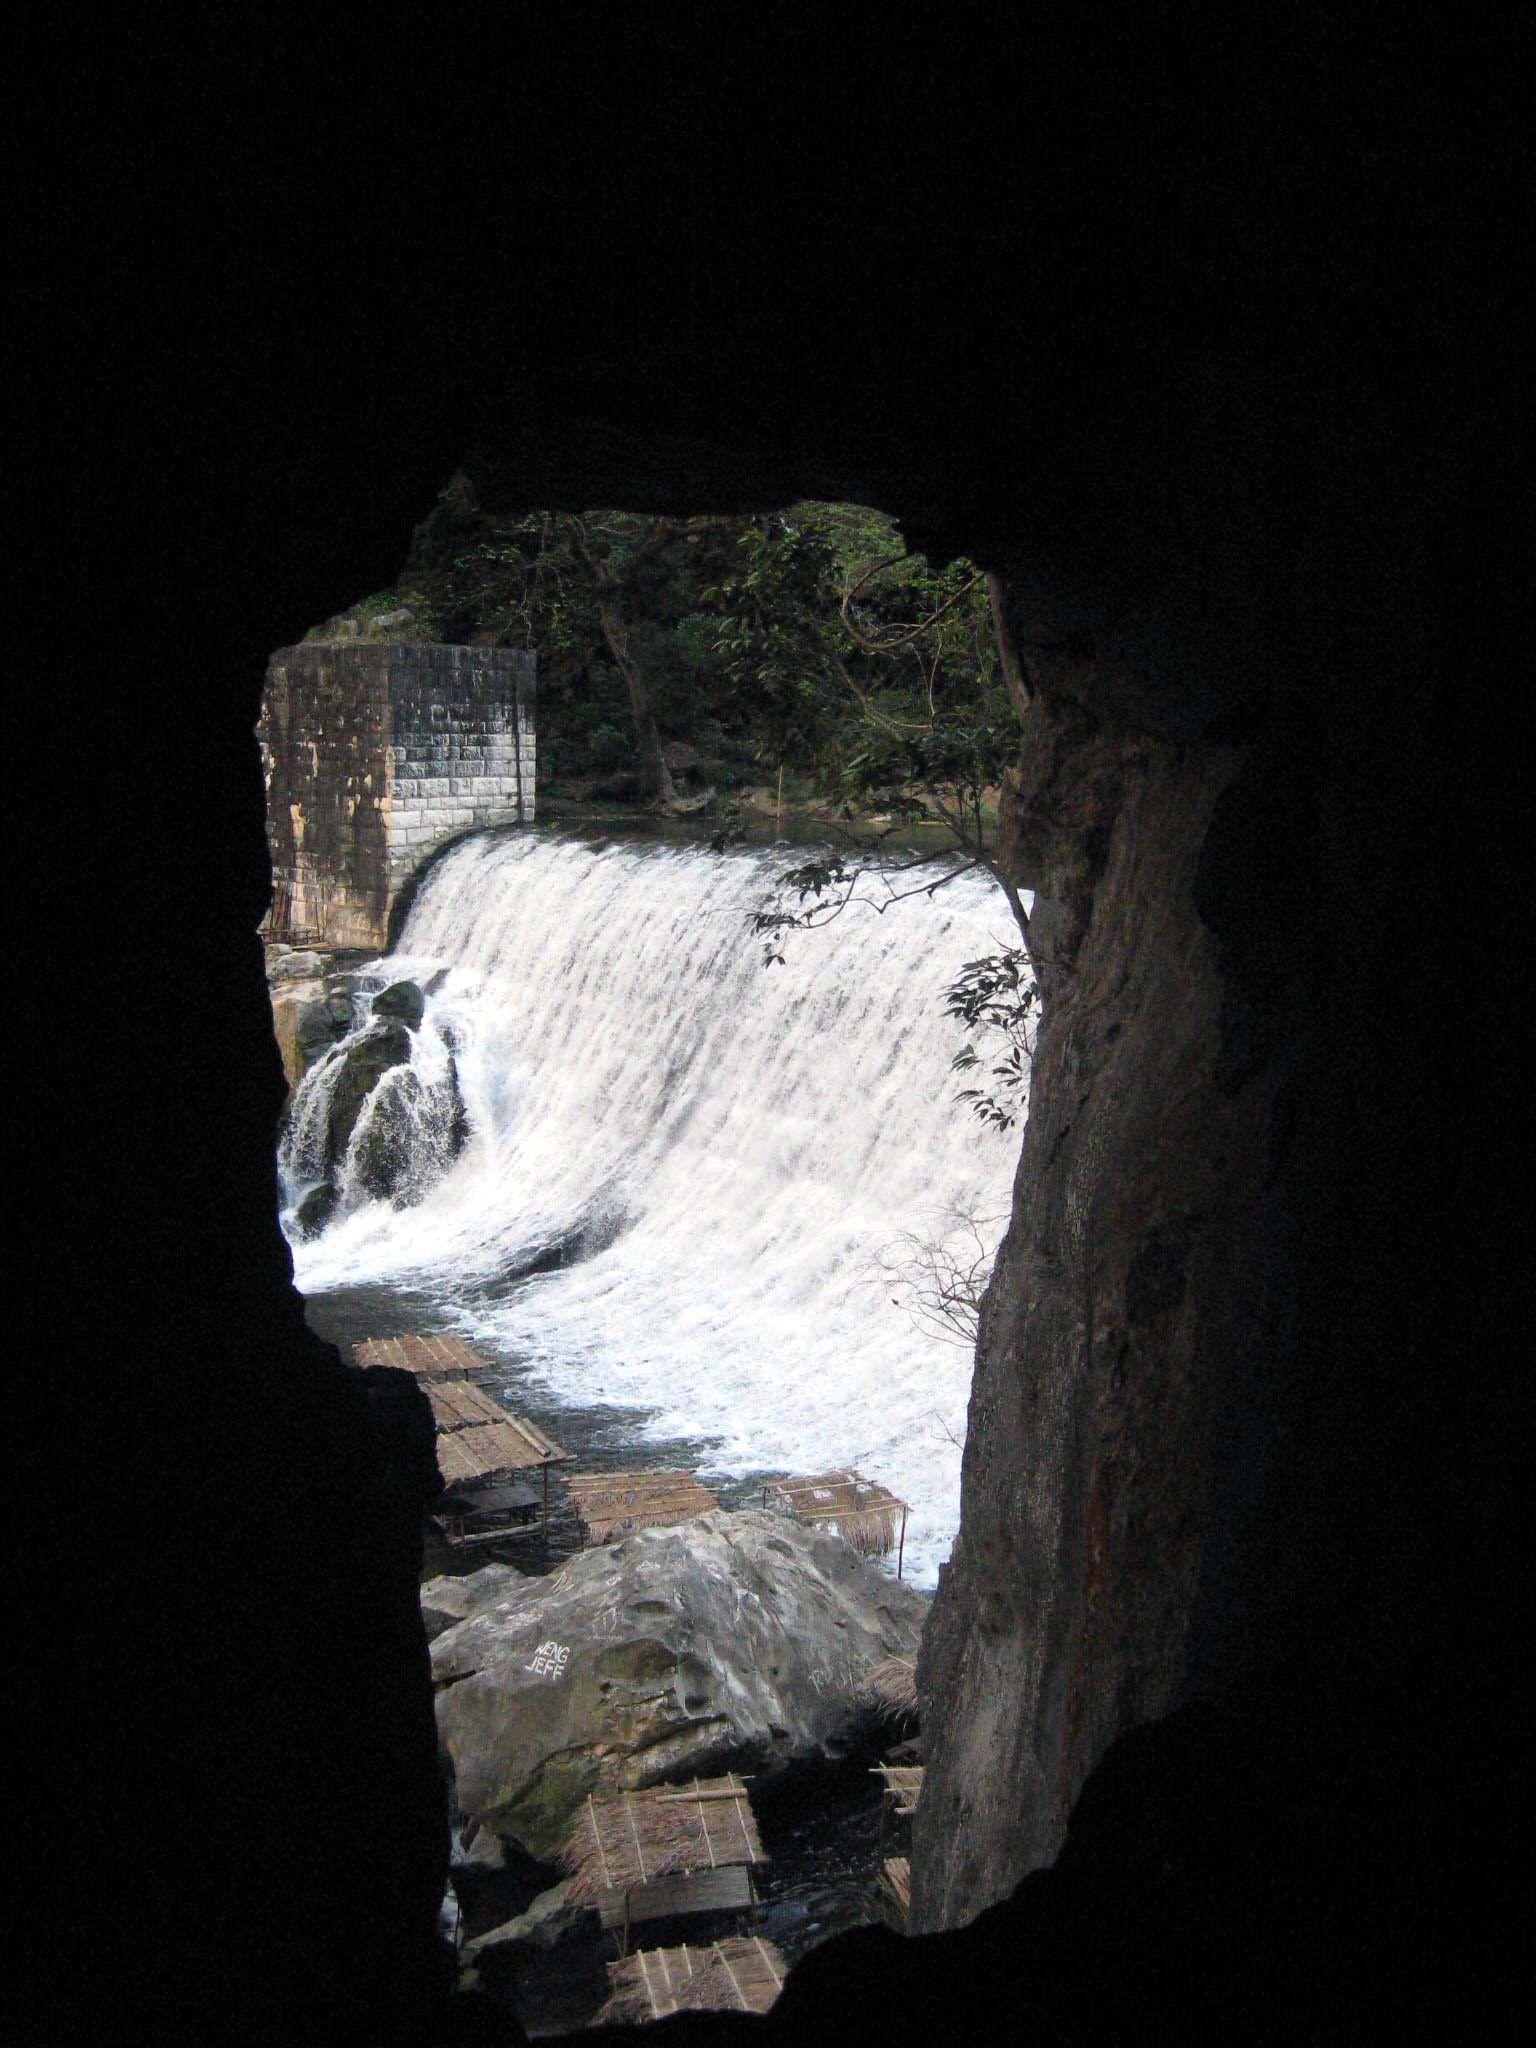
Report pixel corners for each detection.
[839,564,986,655]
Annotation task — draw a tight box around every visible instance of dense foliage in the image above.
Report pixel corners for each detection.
[335,482,1037,1133]
[368,484,1013,819]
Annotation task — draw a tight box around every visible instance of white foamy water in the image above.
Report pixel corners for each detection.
[281,831,1027,1585]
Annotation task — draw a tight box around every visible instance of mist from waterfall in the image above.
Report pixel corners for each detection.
[280,831,1026,1585]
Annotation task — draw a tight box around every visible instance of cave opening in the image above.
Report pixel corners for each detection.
[258,485,1040,2034]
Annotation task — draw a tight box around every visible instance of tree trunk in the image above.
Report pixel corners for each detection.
[597,594,680,807]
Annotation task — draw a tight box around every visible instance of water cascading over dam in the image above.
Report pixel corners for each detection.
[280,831,1025,1584]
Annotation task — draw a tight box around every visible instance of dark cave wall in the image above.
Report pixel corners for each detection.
[913,393,1448,1926]
[45,22,1525,2041]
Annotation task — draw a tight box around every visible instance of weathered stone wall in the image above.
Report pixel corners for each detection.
[385,643,536,899]
[259,644,534,949]
[260,645,393,949]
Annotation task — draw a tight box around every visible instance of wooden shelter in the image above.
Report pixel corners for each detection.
[559,1776,767,1953]
[761,1468,911,1577]
[433,1401,573,1542]
[352,1331,573,1541]
[862,1654,919,1718]
[595,1936,787,2023]
[563,1468,720,1545]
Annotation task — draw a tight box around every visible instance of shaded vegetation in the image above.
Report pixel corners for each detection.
[319,482,1038,1130]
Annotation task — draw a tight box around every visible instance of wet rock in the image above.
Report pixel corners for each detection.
[372,979,426,1030]
[431,1506,927,1859]
[321,1019,413,1171]
[292,1183,337,1240]
[350,1067,426,1202]
[269,980,328,1089]
[422,1565,525,1644]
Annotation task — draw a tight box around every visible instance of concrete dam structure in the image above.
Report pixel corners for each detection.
[259,642,536,950]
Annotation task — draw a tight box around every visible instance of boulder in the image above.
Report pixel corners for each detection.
[450,1821,507,1873]
[422,1565,525,1644]
[269,949,326,984]
[462,1878,581,1958]
[431,1506,928,1859]
[372,979,426,1030]
[268,980,327,1089]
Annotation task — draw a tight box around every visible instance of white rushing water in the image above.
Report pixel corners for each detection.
[281,831,1027,1585]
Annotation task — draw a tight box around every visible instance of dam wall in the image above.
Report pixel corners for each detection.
[259,642,535,949]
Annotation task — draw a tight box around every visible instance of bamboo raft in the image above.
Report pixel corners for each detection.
[563,1468,721,1544]
[761,1468,911,1576]
[350,1332,486,1381]
[595,1936,787,2023]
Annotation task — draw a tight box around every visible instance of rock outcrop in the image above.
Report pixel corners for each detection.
[461,1879,581,1959]
[422,1565,525,1643]
[431,1507,926,1858]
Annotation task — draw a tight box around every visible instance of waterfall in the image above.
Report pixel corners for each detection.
[281,831,1027,1584]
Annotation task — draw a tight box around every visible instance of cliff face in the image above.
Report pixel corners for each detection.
[912,429,1444,1926]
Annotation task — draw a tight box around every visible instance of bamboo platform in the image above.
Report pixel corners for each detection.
[350,1332,486,1381]
[762,1468,911,1576]
[596,1937,787,2023]
[563,1468,721,1544]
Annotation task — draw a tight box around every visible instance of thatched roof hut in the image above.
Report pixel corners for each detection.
[761,1469,910,1571]
[862,1654,919,1718]
[596,1937,787,2023]
[563,1468,721,1543]
[559,1776,766,1908]
[354,1333,572,1492]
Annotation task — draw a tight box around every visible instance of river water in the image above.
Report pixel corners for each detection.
[280,824,1025,2028]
